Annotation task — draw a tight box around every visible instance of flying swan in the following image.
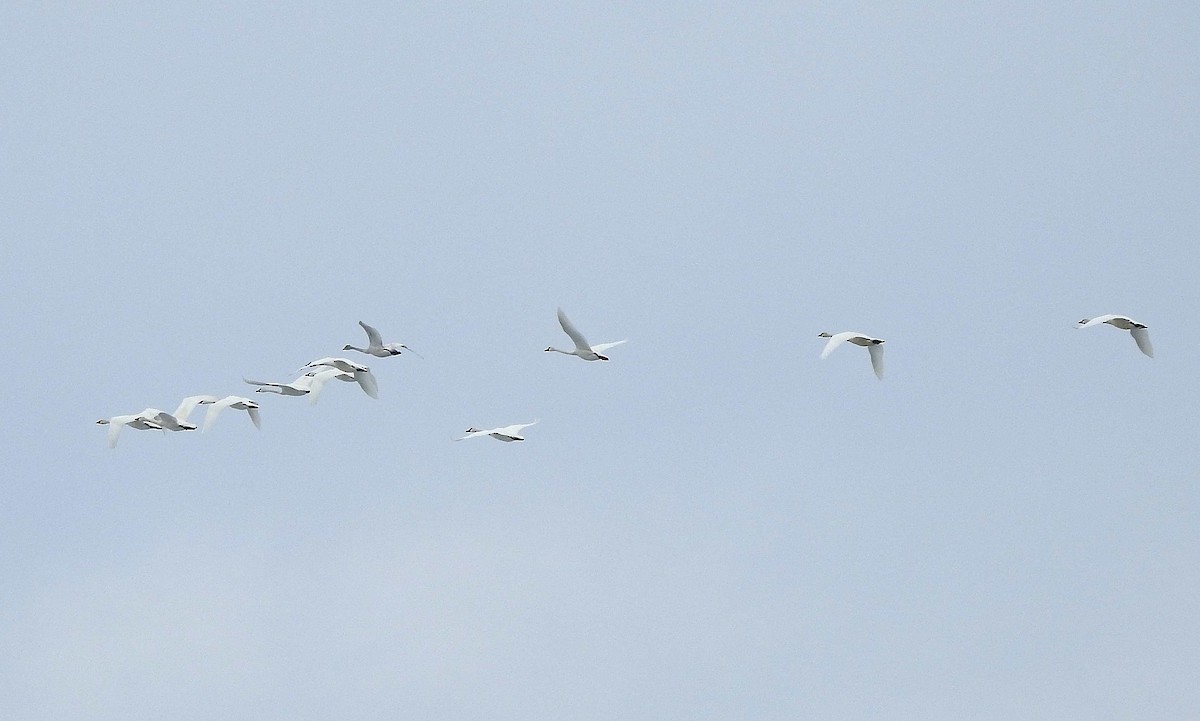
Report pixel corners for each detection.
[818,331,886,380]
[96,414,164,448]
[298,357,379,398]
[343,320,421,358]
[1077,315,1153,358]
[243,368,348,405]
[545,308,626,361]
[455,421,539,442]
[202,396,262,432]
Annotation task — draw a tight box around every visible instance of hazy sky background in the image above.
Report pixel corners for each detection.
[2,3,1197,719]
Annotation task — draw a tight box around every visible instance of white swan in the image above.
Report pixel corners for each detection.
[455,421,539,442]
[95,415,164,448]
[545,308,626,361]
[244,368,348,405]
[1077,315,1154,357]
[202,396,262,432]
[132,394,221,432]
[298,357,379,399]
[818,331,886,380]
[134,408,198,432]
[343,320,422,358]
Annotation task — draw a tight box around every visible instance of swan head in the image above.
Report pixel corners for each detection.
[464,427,481,433]
[544,346,553,352]
[95,418,110,425]
[817,332,832,338]
[341,344,354,351]
[1077,319,1090,325]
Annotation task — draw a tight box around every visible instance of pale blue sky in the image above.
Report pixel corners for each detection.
[2,3,1198,719]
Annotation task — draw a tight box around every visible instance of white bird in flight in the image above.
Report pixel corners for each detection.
[455,421,539,442]
[343,320,422,358]
[545,308,627,361]
[1077,315,1154,358]
[244,368,348,405]
[133,394,225,432]
[202,396,262,432]
[298,357,379,398]
[134,408,198,433]
[95,414,164,448]
[818,331,886,380]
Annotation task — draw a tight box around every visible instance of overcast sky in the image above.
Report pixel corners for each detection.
[2,3,1198,719]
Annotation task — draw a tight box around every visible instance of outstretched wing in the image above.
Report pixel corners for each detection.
[359,320,384,347]
[1130,327,1154,358]
[304,368,346,405]
[557,308,592,352]
[203,396,245,433]
[590,339,628,354]
[500,421,539,435]
[173,395,218,423]
[455,427,496,441]
[1078,315,1118,328]
[819,333,851,359]
[354,369,380,399]
[243,378,282,389]
[867,343,885,380]
[106,418,127,448]
[247,406,262,429]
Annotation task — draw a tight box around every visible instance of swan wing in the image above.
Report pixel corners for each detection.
[359,320,384,348]
[106,416,131,448]
[557,308,592,352]
[353,369,380,399]
[819,332,852,359]
[299,357,340,372]
[1078,315,1118,328]
[243,378,284,389]
[247,406,262,429]
[1130,327,1154,358]
[590,339,628,354]
[868,343,885,380]
[173,395,218,423]
[385,342,421,358]
[455,427,497,441]
[202,399,232,432]
[305,369,346,405]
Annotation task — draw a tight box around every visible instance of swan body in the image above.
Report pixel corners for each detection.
[133,394,222,432]
[134,408,198,432]
[96,415,163,448]
[455,421,539,442]
[343,320,421,358]
[300,358,379,399]
[818,331,886,380]
[244,368,348,405]
[1077,315,1153,358]
[203,395,262,432]
[545,308,626,361]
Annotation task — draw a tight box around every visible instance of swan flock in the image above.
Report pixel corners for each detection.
[99,312,1152,447]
